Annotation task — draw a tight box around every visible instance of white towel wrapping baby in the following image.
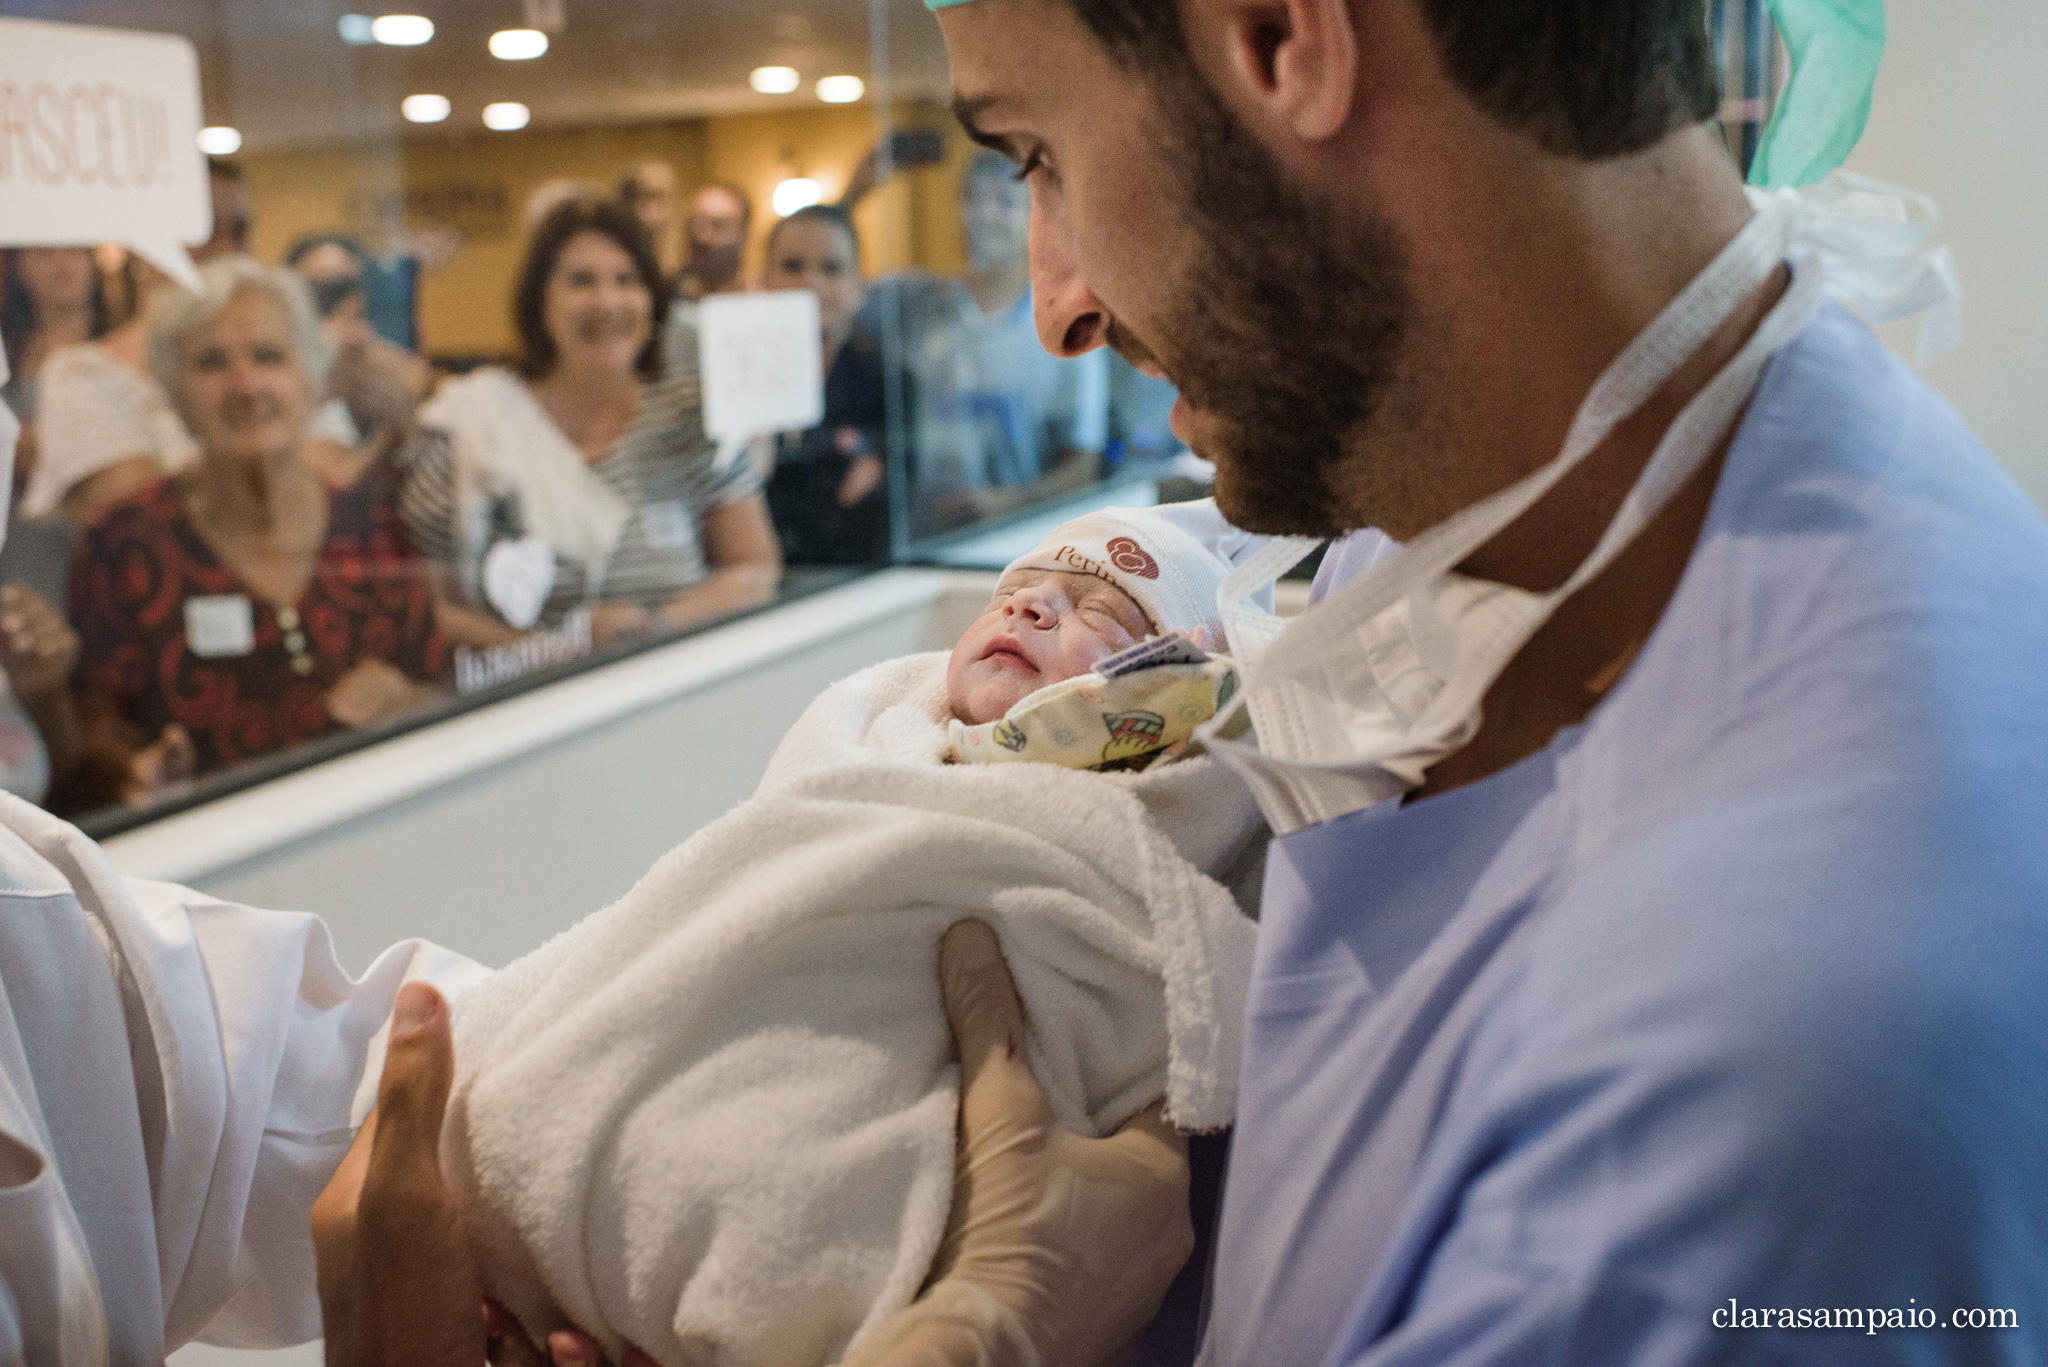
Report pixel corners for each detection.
[442,651,1263,1367]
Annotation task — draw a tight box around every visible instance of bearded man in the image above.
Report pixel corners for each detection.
[318,1,2048,1364]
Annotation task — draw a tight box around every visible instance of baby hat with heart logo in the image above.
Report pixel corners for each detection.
[1000,499,1271,648]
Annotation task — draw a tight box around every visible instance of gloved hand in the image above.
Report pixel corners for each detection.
[540,920,1196,1367]
[835,919,1195,1367]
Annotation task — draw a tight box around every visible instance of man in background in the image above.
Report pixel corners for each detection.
[677,182,754,301]
[954,148,1107,491]
[285,233,433,487]
[618,158,684,293]
[196,159,252,262]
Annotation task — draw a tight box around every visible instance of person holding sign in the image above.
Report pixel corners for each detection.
[760,205,892,565]
[396,198,780,648]
[65,258,448,806]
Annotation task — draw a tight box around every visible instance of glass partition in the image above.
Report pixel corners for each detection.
[0,0,1772,835]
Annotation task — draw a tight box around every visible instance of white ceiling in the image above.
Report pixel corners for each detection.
[0,0,953,151]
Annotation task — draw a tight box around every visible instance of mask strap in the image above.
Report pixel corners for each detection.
[1214,535,1322,666]
[1246,193,1799,693]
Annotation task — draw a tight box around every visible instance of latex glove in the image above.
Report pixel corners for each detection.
[312,982,546,1367]
[836,919,1194,1367]
[542,921,1194,1367]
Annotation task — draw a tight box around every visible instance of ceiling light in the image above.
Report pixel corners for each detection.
[489,28,549,60]
[195,126,243,156]
[338,14,375,44]
[749,65,801,95]
[371,14,434,45]
[771,177,823,217]
[401,93,452,123]
[483,101,531,131]
[815,75,864,104]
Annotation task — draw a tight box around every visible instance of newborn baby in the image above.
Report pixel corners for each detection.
[445,502,1275,1367]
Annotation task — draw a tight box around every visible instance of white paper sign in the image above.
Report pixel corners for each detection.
[697,289,825,443]
[0,16,210,288]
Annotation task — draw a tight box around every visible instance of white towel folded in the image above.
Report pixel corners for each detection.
[443,652,1262,1367]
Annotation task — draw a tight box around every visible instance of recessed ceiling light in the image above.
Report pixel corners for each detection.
[815,75,864,104]
[401,93,452,123]
[771,177,823,217]
[338,14,375,44]
[371,14,434,46]
[489,28,549,60]
[483,101,531,131]
[195,126,243,155]
[749,65,801,95]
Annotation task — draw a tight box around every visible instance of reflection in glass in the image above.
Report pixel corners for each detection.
[65,260,447,809]
[0,0,1200,832]
[393,198,780,654]
[762,207,888,565]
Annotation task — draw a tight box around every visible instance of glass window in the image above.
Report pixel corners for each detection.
[0,0,1775,834]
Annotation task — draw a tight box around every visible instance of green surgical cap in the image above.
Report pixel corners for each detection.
[926,0,981,8]
[1750,0,1887,189]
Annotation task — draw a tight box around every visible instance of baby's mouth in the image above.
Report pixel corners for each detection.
[980,636,1036,670]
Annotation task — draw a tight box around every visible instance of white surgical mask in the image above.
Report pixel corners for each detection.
[1201,173,1961,835]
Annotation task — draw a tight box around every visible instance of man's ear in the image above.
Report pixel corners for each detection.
[1197,0,1357,142]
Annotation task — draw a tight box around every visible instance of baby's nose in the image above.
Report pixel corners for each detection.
[1004,589,1060,626]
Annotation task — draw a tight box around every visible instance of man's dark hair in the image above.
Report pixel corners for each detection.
[513,197,668,380]
[1061,0,1720,159]
[765,204,861,260]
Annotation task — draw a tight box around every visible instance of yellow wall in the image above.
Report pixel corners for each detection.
[238,104,980,359]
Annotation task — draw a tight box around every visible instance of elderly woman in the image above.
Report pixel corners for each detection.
[67,259,448,807]
[398,198,780,648]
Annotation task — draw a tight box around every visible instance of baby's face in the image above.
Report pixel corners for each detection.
[947,569,1152,724]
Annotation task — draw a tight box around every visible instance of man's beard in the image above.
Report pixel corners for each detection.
[690,240,744,290]
[1134,64,1413,537]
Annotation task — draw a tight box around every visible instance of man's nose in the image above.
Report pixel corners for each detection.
[1029,195,1107,359]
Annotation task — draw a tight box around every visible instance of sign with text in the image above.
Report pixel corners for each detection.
[697,290,825,443]
[0,17,209,287]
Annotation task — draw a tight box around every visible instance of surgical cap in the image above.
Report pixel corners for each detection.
[1750,0,1887,189]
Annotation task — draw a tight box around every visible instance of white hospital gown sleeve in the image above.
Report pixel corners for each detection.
[0,794,490,1361]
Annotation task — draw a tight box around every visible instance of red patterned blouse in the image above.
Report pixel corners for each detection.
[70,479,449,778]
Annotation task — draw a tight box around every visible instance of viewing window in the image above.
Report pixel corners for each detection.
[0,0,1772,835]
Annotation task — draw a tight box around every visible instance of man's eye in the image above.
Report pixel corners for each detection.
[1011,150,1044,183]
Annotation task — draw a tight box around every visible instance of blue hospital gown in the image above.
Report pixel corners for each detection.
[1203,301,2048,1367]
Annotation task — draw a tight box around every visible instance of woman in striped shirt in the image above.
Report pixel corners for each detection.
[398,199,781,648]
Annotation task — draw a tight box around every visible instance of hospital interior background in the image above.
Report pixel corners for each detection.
[0,2,2039,1360]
